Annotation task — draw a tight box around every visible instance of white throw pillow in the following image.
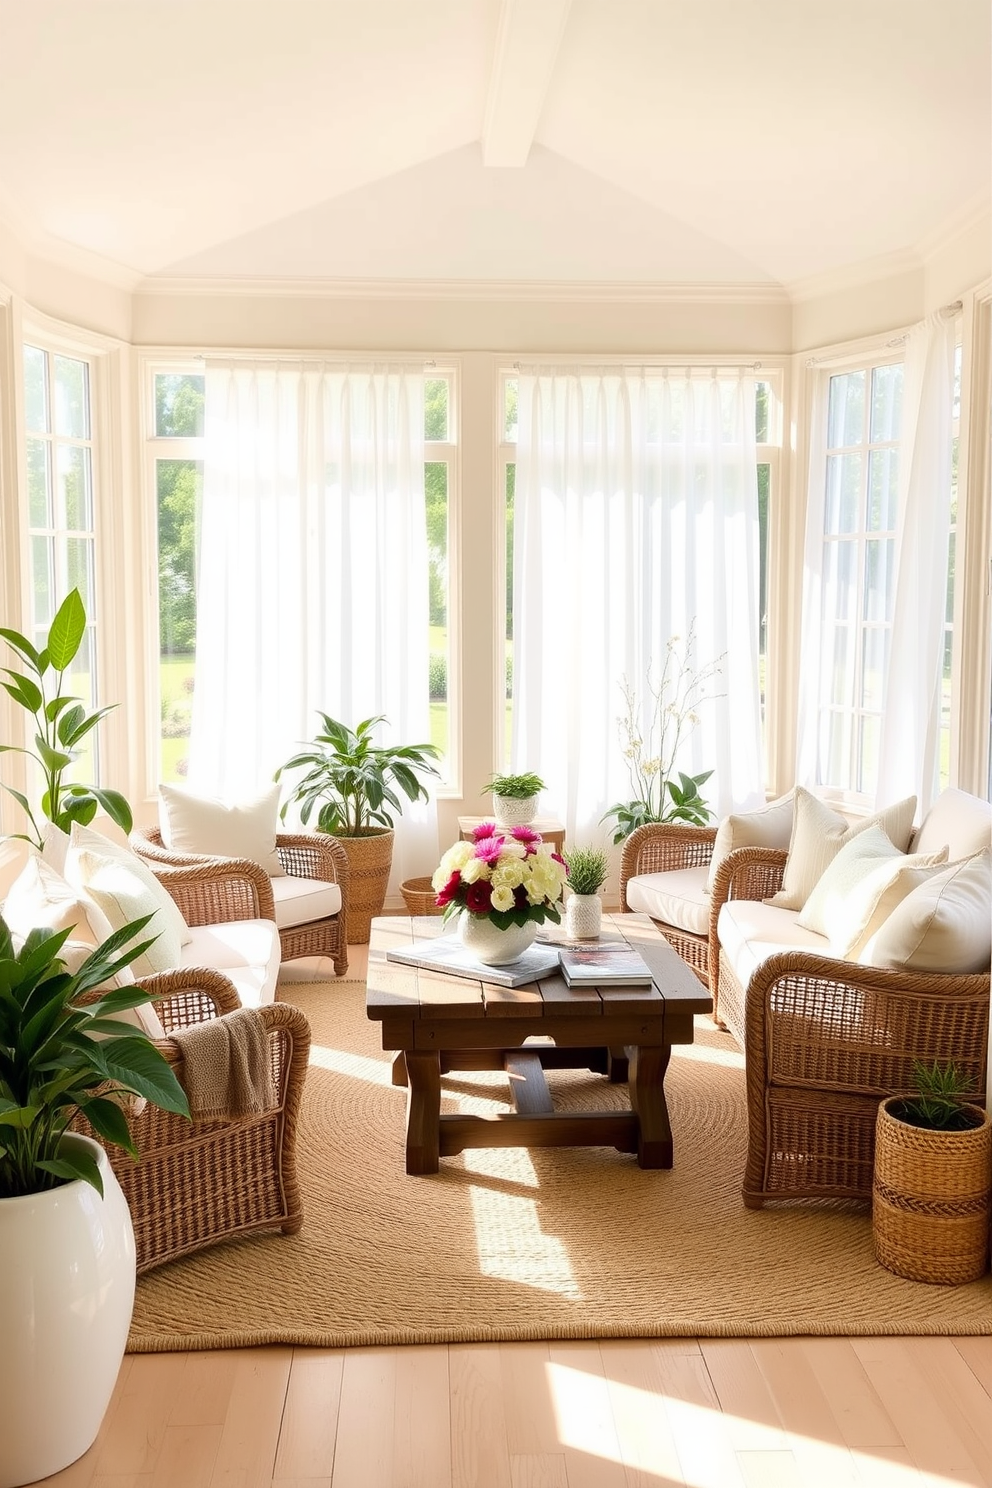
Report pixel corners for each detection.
[861,848,992,974]
[797,824,948,958]
[40,821,70,876]
[2,855,114,945]
[158,781,284,877]
[704,791,795,894]
[767,789,917,911]
[66,822,193,947]
[57,938,166,1040]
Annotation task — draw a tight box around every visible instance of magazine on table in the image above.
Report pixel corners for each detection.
[385,934,562,989]
[558,941,654,987]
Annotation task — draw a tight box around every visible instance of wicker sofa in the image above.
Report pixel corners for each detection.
[622,789,992,1206]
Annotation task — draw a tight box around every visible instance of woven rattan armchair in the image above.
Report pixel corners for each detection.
[708,846,991,1208]
[74,965,311,1272]
[131,826,349,977]
[619,822,718,984]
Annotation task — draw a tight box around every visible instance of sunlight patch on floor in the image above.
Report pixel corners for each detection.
[548,1364,966,1487]
[463,1146,582,1299]
[674,1040,745,1069]
[308,1043,394,1086]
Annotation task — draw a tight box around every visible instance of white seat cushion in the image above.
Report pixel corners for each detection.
[718,900,831,989]
[181,919,281,1008]
[625,865,710,936]
[269,874,342,930]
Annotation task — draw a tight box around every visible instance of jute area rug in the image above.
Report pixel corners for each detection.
[128,980,992,1352]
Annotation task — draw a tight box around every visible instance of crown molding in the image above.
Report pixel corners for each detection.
[916,192,991,265]
[0,197,142,293]
[133,273,790,305]
[786,246,923,305]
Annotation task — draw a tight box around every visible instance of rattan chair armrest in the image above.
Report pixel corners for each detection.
[745,949,990,1097]
[619,822,718,908]
[134,967,243,1030]
[147,857,276,924]
[706,845,789,993]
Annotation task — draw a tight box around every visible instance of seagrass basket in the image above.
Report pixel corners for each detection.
[400,876,443,916]
[872,1098,992,1285]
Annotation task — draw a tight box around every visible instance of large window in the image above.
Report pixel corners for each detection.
[148,364,455,783]
[22,343,100,782]
[814,359,903,798]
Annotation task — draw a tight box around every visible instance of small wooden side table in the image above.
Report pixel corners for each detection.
[458,815,566,854]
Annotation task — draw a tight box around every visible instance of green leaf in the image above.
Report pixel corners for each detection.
[0,1104,41,1130]
[55,703,87,745]
[77,1095,136,1152]
[38,1146,104,1197]
[45,694,82,722]
[47,589,86,672]
[86,786,133,834]
[94,1036,190,1117]
[56,795,98,829]
[1,669,43,714]
[34,735,73,773]
[0,626,44,670]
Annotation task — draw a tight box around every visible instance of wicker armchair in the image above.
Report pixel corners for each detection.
[74,965,311,1272]
[619,822,718,984]
[132,825,349,977]
[708,846,991,1208]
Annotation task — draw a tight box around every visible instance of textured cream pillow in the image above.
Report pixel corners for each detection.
[797,824,948,958]
[158,781,284,877]
[2,855,114,945]
[66,823,193,947]
[767,789,917,911]
[704,791,795,893]
[861,848,992,973]
[57,938,166,1040]
[67,844,190,977]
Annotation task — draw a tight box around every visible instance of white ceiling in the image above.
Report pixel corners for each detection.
[0,0,988,293]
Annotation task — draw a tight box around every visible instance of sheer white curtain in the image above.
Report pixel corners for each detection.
[876,312,957,811]
[512,367,763,846]
[188,360,437,887]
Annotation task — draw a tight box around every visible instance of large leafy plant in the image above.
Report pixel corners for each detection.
[275,713,441,836]
[0,913,190,1199]
[0,588,132,850]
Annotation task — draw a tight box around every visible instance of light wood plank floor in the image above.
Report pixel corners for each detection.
[41,945,992,1488]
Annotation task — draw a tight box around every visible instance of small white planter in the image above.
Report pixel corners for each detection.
[492,793,539,827]
[459,912,538,965]
[0,1134,136,1488]
[565,892,603,940]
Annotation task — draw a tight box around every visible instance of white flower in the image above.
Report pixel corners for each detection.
[490,885,515,912]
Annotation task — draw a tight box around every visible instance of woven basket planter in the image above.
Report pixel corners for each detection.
[872,1097,992,1285]
[337,829,394,945]
[400,876,443,916]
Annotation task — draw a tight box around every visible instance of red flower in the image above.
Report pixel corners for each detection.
[435,871,461,908]
[465,881,494,914]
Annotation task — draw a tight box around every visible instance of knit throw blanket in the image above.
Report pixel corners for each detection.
[171,1007,275,1120]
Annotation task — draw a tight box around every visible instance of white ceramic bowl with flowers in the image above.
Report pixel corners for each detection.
[431,823,569,964]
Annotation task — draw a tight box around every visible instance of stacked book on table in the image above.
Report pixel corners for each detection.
[385,934,654,989]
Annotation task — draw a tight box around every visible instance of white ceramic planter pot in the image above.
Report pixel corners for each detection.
[565,892,602,940]
[0,1133,136,1488]
[459,912,538,965]
[492,793,539,828]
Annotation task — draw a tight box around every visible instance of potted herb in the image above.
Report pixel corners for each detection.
[563,845,610,940]
[873,1061,992,1285]
[0,588,132,848]
[484,770,546,828]
[0,912,190,1484]
[275,713,440,943]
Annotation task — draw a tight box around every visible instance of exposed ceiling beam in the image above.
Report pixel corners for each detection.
[481,0,573,167]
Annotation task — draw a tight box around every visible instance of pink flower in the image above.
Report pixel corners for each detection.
[465,881,493,914]
[472,821,499,841]
[474,835,505,865]
[511,826,541,846]
[552,851,567,868]
[434,871,461,908]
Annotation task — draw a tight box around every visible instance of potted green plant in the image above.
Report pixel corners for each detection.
[484,770,546,828]
[563,845,610,940]
[0,588,132,849]
[0,912,190,1485]
[275,713,441,943]
[873,1061,992,1285]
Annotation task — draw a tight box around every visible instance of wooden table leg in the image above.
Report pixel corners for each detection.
[628,1044,673,1168]
[392,1051,408,1087]
[404,1050,441,1175]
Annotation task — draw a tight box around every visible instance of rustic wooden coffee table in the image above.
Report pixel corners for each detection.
[365,912,712,1175]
